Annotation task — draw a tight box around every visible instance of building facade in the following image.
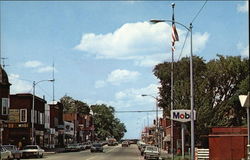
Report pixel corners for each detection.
[63,113,94,144]
[4,93,46,147]
[0,66,11,145]
[49,101,64,147]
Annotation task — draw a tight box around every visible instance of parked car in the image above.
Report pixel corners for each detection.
[137,141,146,150]
[65,144,81,152]
[0,145,12,160]
[121,141,129,147]
[79,143,87,150]
[85,142,92,149]
[140,144,150,155]
[90,143,103,152]
[143,146,160,160]
[20,145,44,158]
[2,145,22,160]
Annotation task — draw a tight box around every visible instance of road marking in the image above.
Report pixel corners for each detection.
[106,145,119,153]
[85,146,119,160]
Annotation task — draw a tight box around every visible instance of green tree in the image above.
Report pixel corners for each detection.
[90,104,126,141]
[207,56,249,127]
[153,55,249,146]
[60,95,90,114]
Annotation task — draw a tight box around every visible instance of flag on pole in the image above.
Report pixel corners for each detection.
[172,12,179,52]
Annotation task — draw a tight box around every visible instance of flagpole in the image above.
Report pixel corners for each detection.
[171,3,175,160]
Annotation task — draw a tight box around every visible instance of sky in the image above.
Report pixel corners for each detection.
[0,1,249,139]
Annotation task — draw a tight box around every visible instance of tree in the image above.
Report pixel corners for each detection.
[90,104,127,141]
[60,95,90,114]
[153,55,249,146]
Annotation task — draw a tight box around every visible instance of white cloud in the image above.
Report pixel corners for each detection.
[237,1,248,13]
[95,69,140,88]
[24,60,57,73]
[110,83,160,109]
[107,69,140,85]
[75,21,209,67]
[9,74,32,94]
[24,60,42,68]
[91,83,160,110]
[237,43,249,58]
[37,66,55,73]
[115,83,159,101]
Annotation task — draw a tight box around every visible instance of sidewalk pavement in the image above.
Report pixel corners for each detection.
[44,147,65,155]
[160,149,171,160]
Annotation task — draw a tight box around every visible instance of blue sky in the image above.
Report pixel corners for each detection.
[0,1,248,139]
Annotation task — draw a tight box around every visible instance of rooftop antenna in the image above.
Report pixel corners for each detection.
[1,57,9,69]
[52,61,55,104]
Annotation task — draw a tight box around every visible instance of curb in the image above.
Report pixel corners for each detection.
[44,152,56,155]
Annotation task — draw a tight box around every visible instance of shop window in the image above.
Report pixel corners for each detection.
[1,98,9,115]
[20,109,27,122]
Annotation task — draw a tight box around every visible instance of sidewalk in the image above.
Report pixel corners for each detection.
[160,149,171,160]
[44,147,65,155]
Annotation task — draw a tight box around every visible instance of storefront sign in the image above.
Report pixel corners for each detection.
[64,121,74,136]
[9,109,20,123]
[171,110,196,122]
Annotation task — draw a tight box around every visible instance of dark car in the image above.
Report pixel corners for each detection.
[2,145,22,160]
[90,143,103,152]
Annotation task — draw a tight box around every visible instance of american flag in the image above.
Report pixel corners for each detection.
[172,15,179,52]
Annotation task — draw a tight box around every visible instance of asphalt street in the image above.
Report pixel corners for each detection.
[26,144,144,160]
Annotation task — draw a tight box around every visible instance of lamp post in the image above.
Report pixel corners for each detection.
[141,94,161,151]
[150,19,194,160]
[32,79,54,145]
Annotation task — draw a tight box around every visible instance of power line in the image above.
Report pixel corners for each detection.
[178,31,189,61]
[191,0,208,24]
[36,85,53,100]
[115,110,163,113]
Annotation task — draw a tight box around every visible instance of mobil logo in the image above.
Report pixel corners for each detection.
[171,110,196,122]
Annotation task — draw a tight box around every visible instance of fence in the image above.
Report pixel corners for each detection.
[195,148,209,160]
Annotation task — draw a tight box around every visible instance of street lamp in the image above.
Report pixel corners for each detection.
[150,18,195,160]
[32,79,54,145]
[141,94,161,150]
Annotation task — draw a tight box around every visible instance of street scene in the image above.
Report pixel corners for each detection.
[28,144,146,160]
[0,1,249,160]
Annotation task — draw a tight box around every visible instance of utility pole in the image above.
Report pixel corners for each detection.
[171,3,175,159]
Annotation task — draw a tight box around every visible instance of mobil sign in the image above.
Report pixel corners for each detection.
[171,110,196,122]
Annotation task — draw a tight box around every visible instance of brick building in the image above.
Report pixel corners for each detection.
[49,101,64,147]
[63,113,94,144]
[0,66,11,145]
[4,93,46,147]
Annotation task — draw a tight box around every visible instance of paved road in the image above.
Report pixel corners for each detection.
[26,144,143,160]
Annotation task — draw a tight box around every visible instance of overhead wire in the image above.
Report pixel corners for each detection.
[177,31,189,61]
[191,0,208,24]
[36,85,53,100]
[115,110,163,113]
[177,0,208,62]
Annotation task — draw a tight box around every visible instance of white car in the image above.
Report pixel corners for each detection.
[143,146,160,160]
[20,145,44,158]
[0,145,12,160]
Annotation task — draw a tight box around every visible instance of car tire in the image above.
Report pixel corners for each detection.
[40,153,43,158]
